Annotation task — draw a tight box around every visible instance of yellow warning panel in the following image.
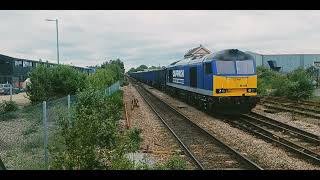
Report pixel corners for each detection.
[213,75,257,96]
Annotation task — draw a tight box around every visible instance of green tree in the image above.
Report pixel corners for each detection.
[135,65,148,72]
[100,59,125,81]
[86,60,127,90]
[148,66,157,70]
[128,67,136,73]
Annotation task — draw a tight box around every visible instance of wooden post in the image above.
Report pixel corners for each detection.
[124,102,130,129]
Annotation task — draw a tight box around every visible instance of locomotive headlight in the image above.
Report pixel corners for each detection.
[247,88,256,93]
[216,89,226,93]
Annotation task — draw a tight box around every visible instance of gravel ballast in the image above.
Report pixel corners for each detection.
[143,84,320,170]
[123,83,195,169]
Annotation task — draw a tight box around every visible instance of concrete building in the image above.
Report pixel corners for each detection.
[247,51,320,72]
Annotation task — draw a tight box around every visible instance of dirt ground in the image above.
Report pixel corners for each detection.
[0,93,30,107]
[123,83,195,169]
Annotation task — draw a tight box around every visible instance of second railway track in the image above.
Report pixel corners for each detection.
[227,112,320,166]
[260,97,320,119]
[131,79,262,170]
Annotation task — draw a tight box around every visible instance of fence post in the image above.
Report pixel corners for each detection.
[10,85,12,101]
[67,95,71,127]
[43,101,48,170]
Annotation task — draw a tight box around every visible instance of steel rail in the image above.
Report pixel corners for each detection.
[245,112,320,141]
[131,79,263,170]
[229,115,320,166]
[261,99,320,115]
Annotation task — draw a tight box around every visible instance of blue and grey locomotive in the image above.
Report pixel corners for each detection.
[129,49,258,113]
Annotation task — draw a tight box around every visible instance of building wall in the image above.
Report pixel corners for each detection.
[246,52,320,72]
[246,51,263,66]
[302,54,320,68]
[262,55,302,72]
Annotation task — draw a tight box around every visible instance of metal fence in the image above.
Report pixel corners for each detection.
[0,81,120,170]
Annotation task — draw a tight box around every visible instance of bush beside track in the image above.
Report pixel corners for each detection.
[257,66,315,100]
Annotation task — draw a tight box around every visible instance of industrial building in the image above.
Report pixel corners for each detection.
[0,53,95,88]
[180,45,320,73]
[247,51,320,72]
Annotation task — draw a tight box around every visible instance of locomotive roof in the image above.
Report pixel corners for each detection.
[167,49,253,68]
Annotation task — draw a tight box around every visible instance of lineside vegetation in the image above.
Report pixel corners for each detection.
[257,66,315,100]
[23,59,186,170]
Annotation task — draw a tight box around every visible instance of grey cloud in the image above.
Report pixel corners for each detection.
[1,10,320,70]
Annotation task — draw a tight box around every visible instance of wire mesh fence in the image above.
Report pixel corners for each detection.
[0,81,120,170]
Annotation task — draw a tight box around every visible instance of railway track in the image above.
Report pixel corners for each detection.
[260,97,320,119]
[265,97,320,109]
[131,79,262,170]
[227,112,320,166]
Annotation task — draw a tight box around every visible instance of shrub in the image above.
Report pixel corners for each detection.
[50,89,121,169]
[49,89,142,170]
[27,65,87,104]
[257,66,282,96]
[0,100,18,114]
[257,66,314,100]
[270,74,290,97]
[286,68,314,100]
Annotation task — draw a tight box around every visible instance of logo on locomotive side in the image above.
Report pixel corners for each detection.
[173,70,184,78]
[172,70,184,84]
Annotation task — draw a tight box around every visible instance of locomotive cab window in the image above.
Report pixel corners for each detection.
[236,60,255,74]
[205,62,212,74]
[216,61,236,75]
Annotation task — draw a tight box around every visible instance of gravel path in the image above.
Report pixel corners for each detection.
[143,84,320,170]
[123,83,195,169]
[253,104,320,136]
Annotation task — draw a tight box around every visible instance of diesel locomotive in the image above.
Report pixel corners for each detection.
[129,49,259,113]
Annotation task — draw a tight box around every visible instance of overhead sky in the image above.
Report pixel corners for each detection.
[1,10,320,71]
